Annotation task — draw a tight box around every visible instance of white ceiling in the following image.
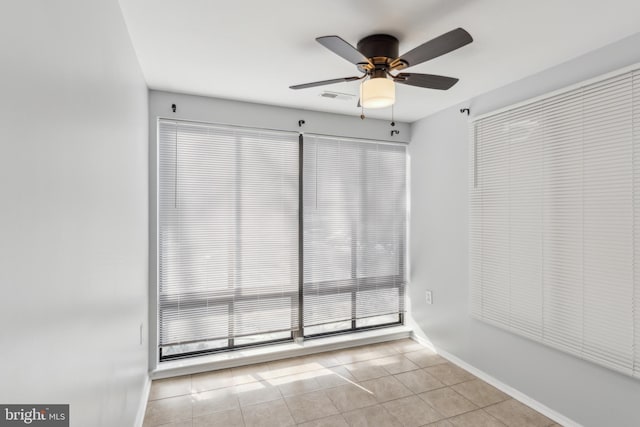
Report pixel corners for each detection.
[118,0,640,122]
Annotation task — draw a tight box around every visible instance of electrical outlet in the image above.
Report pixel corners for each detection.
[425,290,433,305]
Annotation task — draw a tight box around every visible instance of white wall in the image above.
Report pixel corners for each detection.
[0,2,149,426]
[148,90,410,370]
[149,90,411,143]
[410,32,640,427]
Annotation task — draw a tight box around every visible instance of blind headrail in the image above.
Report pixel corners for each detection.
[471,62,640,123]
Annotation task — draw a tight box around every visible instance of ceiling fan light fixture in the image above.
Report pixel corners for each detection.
[360,77,395,109]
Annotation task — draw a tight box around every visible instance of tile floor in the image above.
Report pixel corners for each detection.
[144,339,561,427]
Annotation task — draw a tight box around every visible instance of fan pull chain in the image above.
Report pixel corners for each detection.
[391,104,395,127]
[360,103,365,120]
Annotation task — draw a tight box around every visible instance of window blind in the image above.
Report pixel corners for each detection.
[471,68,640,378]
[158,120,299,357]
[302,134,407,335]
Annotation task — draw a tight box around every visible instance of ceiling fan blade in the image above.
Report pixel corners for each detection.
[393,28,472,69]
[316,36,372,66]
[289,76,362,90]
[394,73,459,90]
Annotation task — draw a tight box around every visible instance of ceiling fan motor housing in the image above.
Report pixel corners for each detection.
[357,34,399,67]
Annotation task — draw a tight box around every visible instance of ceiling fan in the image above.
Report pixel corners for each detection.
[290,28,473,109]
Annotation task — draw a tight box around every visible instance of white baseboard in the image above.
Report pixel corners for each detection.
[410,333,581,427]
[134,374,151,427]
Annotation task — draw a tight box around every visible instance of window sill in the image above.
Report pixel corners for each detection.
[151,325,412,380]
